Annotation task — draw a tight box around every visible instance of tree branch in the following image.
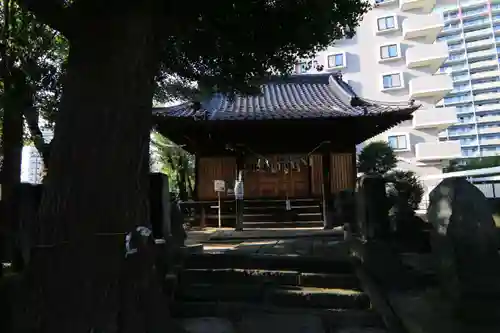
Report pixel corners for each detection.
[14,0,72,37]
[24,105,51,165]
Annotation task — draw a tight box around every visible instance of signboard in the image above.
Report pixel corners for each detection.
[214,180,225,192]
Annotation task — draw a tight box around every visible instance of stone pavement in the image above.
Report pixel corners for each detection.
[180,316,387,333]
[186,227,347,258]
[203,236,350,259]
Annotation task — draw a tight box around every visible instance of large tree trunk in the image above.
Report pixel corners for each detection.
[1,69,28,272]
[12,8,176,333]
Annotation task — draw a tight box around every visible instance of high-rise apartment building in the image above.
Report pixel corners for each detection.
[436,0,500,158]
[20,128,53,184]
[21,146,44,184]
[295,0,459,196]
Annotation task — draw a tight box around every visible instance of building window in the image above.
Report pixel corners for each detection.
[296,61,311,74]
[377,16,396,31]
[327,53,344,68]
[382,73,402,89]
[380,44,399,59]
[388,135,408,150]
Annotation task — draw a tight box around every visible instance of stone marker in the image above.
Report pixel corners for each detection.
[356,175,390,241]
[427,177,500,321]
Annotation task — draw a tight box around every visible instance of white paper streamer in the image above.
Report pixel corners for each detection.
[124,226,153,257]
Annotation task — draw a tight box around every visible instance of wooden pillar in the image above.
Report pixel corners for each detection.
[200,205,206,228]
[193,155,200,201]
[235,152,245,231]
[322,146,334,229]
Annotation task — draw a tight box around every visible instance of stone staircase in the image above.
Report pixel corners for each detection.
[171,252,388,333]
[243,198,324,229]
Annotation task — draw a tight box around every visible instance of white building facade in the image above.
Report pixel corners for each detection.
[21,146,44,184]
[296,0,461,196]
[20,128,53,184]
[436,0,500,158]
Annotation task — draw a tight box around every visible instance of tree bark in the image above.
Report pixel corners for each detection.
[1,69,26,271]
[12,8,177,333]
[24,105,51,165]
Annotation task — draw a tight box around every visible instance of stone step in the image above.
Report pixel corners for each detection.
[242,221,325,228]
[171,302,385,330]
[243,198,321,208]
[179,268,361,290]
[182,253,354,274]
[175,283,370,309]
[244,206,321,214]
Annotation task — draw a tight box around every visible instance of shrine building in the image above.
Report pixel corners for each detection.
[153,73,420,228]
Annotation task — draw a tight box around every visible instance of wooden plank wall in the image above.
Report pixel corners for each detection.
[331,153,355,193]
[310,152,355,196]
[197,157,237,200]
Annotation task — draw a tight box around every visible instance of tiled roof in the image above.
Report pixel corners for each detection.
[153,74,420,121]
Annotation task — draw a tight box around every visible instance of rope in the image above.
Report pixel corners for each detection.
[244,140,331,168]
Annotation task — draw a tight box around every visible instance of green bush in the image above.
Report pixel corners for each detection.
[358,142,424,211]
[357,141,397,175]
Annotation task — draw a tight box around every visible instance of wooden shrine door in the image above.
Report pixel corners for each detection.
[244,155,310,198]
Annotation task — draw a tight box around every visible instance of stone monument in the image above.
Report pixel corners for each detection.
[427,177,500,324]
[356,175,390,241]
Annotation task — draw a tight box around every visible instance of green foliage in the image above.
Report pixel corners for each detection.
[151,132,194,201]
[385,170,424,211]
[358,141,424,211]
[357,141,397,175]
[445,156,500,173]
[17,0,371,102]
[157,0,370,97]
[1,1,67,125]
[0,1,68,167]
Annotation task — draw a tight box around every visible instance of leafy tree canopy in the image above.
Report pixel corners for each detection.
[1,1,68,163]
[17,0,370,97]
[151,131,194,200]
[357,141,397,175]
[357,141,424,210]
[385,169,424,211]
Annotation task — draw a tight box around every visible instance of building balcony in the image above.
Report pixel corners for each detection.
[406,42,448,72]
[477,115,500,123]
[474,92,500,103]
[472,81,500,91]
[409,74,453,102]
[464,28,493,41]
[412,107,457,130]
[399,0,436,13]
[480,139,500,146]
[467,48,497,61]
[415,141,462,161]
[469,59,498,71]
[470,70,500,80]
[466,38,495,51]
[478,127,500,134]
[476,104,500,113]
[402,13,444,43]
[481,151,500,157]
